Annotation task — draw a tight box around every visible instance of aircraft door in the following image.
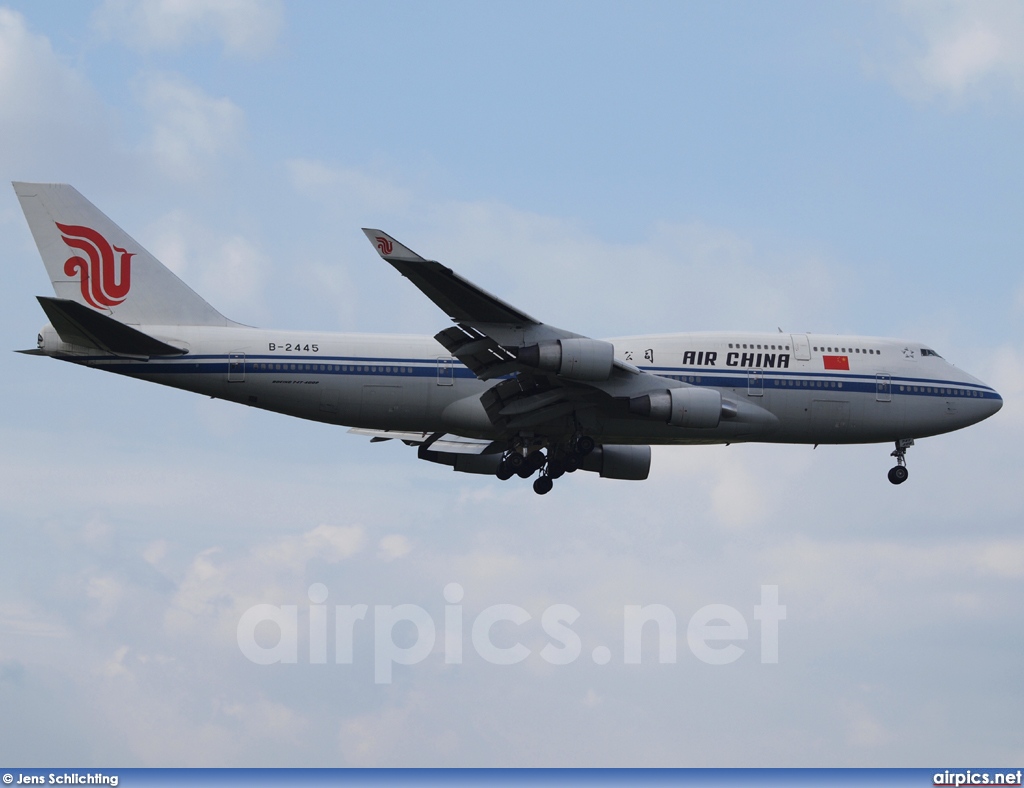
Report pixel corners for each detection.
[227,352,245,382]
[437,356,454,386]
[876,374,892,402]
[747,369,763,396]
[791,334,811,361]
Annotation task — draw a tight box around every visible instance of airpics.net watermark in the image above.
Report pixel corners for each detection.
[237,584,786,684]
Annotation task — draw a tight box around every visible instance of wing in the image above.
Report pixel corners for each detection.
[363,228,557,382]
[361,231,538,326]
[361,229,735,437]
[362,229,639,380]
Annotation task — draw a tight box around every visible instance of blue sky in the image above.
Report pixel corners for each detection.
[1,0,1023,767]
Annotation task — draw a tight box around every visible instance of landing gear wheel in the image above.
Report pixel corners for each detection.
[564,453,581,473]
[533,476,554,495]
[888,466,909,485]
[496,462,514,481]
[576,436,595,456]
[516,465,536,479]
[507,452,525,470]
[888,438,913,485]
[526,450,546,472]
[547,458,566,479]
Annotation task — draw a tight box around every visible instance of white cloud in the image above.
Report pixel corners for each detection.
[886,0,1024,101]
[841,698,892,748]
[215,696,309,743]
[302,259,360,332]
[286,161,846,337]
[2,408,1023,764]
[142,540,169,566]
[0,9,112,176]
[0,9,83,120]
[102,645,131,678]
[978,344,1024,429]
[166,523,366,636]
[145,208,268,318]
[87,576,124,624]
[378,534,412,561]
[139,74,245,182]
[0,602,69,639]
[93,0,284,58]
[338,698,420,766]
[197,235,266,311]
[288,159,413,216]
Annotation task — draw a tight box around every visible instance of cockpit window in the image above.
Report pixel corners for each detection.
[920,348,943,358]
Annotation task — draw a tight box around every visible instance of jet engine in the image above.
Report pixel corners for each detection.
[517,338,615,381]
[580,445,651,480]
[629,387,725,429]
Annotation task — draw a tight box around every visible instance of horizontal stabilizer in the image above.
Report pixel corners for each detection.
[37,297,187,358]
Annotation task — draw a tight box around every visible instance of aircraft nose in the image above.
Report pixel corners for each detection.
[986,389,1003,418]
[958,370,1002,426]
[969,380,1003,423]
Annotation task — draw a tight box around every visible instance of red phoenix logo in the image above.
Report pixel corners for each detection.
[57,223,134,309]
[375,236,393,255]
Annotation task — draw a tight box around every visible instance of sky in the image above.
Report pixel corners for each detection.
[1,0,1024,768]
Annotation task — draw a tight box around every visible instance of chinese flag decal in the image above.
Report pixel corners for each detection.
[823,355,850,370]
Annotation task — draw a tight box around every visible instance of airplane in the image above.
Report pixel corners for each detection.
[13,182,1003,495]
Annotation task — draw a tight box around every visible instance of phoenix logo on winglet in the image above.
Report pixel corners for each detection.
[375,236,393,256]
[56,222,134,309]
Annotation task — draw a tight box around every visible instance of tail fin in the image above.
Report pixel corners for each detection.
[13,182,236,327]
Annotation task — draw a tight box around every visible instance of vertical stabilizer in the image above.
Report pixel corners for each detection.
[13,182,237,327]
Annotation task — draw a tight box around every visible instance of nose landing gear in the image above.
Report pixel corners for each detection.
[888,438,914,485]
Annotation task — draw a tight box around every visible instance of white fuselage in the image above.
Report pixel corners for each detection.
[42,326,1002,447]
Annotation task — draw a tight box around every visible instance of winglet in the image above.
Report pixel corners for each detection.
[361,229,425,262]
[360,228,539,326]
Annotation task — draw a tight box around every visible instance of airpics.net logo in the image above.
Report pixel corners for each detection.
[236,584,786,684]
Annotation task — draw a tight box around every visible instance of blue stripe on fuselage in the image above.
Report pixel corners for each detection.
[64,355,1002,398]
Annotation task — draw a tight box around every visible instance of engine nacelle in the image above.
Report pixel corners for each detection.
[629,386,723,428]
[517,338,614,381]
[580,445,651,480]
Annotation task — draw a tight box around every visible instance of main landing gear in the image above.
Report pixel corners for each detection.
[496,435,595,494]
[887,438,914,485]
